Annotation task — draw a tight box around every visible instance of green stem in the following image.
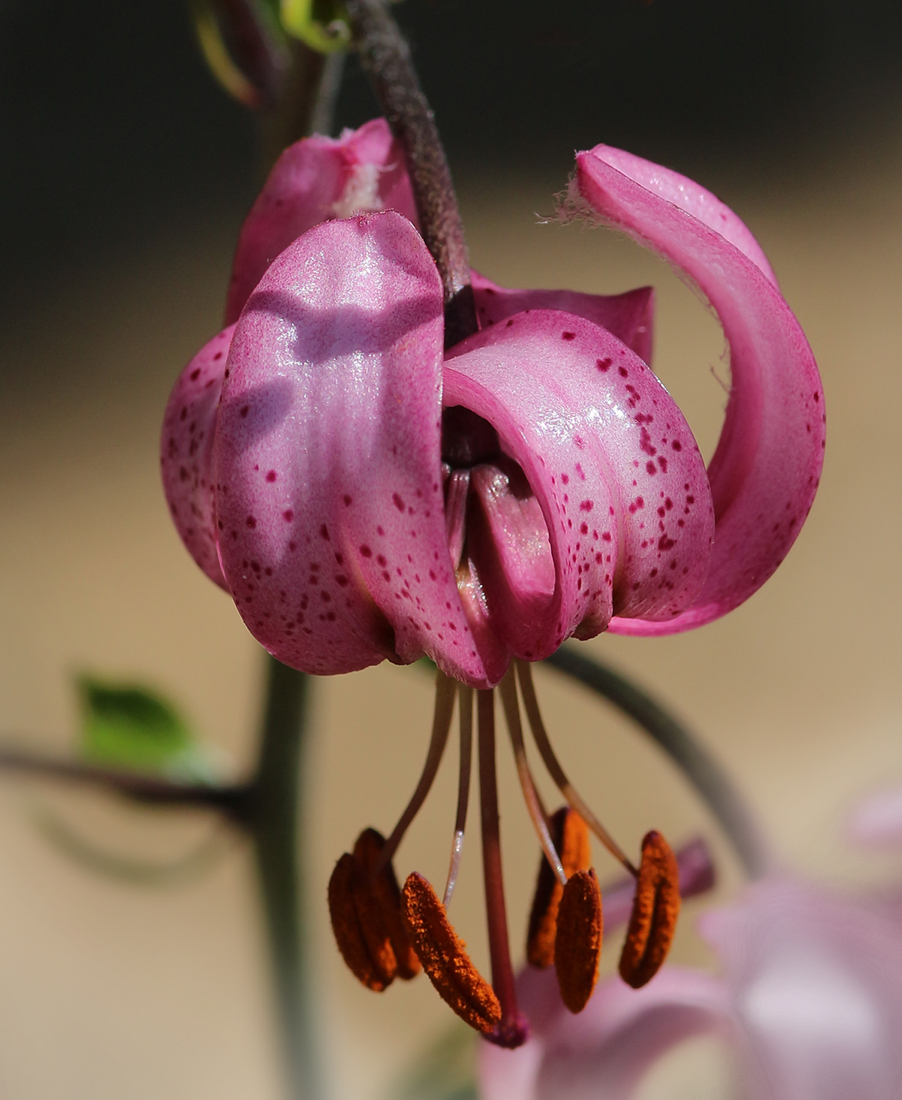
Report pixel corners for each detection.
[544,645,774,879]
[250,657,320,1100]
[0,747,251,818]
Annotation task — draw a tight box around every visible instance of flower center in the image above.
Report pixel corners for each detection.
[327,662,703,1046]
[442,406,557,652]
[441,406,501,468]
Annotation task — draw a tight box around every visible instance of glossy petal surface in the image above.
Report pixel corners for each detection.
[444,310,713,659]
[215,211,506,684]
[160,324,233,589]
[576,146,825,634]
[225,119,417,324]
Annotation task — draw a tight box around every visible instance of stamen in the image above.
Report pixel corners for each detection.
[601,836,715,932]
[327,828,423,992]
[328,852,394,991]
[554,868,603,1013]
[376,670,456,874]
[443,684,473,908]
[498,669,566,885]
[401,871,501,1034]
[353,829,421,980]
[517,659,638,876]
[478,689,529,1049]
[445,469,470,569]
[619,830,681,989]
[526,806,591,968]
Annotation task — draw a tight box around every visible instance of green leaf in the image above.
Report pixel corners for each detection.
[76,676,217,782]
[280,0,351,53]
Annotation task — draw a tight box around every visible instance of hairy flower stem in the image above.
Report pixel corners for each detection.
[544,646,775,879]
[345,0,478,347]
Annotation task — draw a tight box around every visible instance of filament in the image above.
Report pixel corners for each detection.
[377,669,456,874]
[516,659,638,877]
[443,684,473,908]
[497,669,566,886]
[445,469,470,569]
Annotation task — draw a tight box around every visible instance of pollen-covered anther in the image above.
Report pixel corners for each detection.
[554,868,603,1013]
[618,829,681,989]
[353,828,421,980]
[400,871,502,1034]
[327,828,420,993]
[526,806,592,968]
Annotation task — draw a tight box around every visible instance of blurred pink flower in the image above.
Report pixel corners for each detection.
[161,121,824,688]
[480,789,902,1100]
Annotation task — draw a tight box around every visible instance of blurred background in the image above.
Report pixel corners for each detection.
[1,0,902,1097]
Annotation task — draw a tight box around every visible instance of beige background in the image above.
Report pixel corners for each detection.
[1,119,901,1099]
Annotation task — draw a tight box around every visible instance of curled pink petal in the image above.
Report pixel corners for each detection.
[444,310,713,659]
[225,119,417,324]
[216,211,506,685]
[575,146,825,634]
[160,324,233,589]
[472,271,655,363]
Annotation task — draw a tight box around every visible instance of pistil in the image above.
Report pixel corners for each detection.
[477,689,528,1048]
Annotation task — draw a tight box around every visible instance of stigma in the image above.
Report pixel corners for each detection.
[328,662,701,1047]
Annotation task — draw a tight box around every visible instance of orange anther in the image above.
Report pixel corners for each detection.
[401,872,502,1034]
[328,852,394,992]
[618,830,681,989]
[527,807,591,968]
[554,868,603,1013]
[327,828,422,992]
[353,829,421,980]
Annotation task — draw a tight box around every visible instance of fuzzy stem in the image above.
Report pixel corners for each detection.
[345,0,478,347]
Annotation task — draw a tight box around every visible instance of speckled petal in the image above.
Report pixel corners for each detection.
[225,119,418,324]
[575,146,824,634]
[160,324,233,589]
[215,211,506,685]
[471,272,655,363]
[444,310,713,660]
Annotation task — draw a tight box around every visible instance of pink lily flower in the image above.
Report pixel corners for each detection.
[160,121,824,1041]
[480,794,902,1099]
[162,123,823,686]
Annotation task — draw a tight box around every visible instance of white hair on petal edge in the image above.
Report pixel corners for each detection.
[332,163,384,219]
